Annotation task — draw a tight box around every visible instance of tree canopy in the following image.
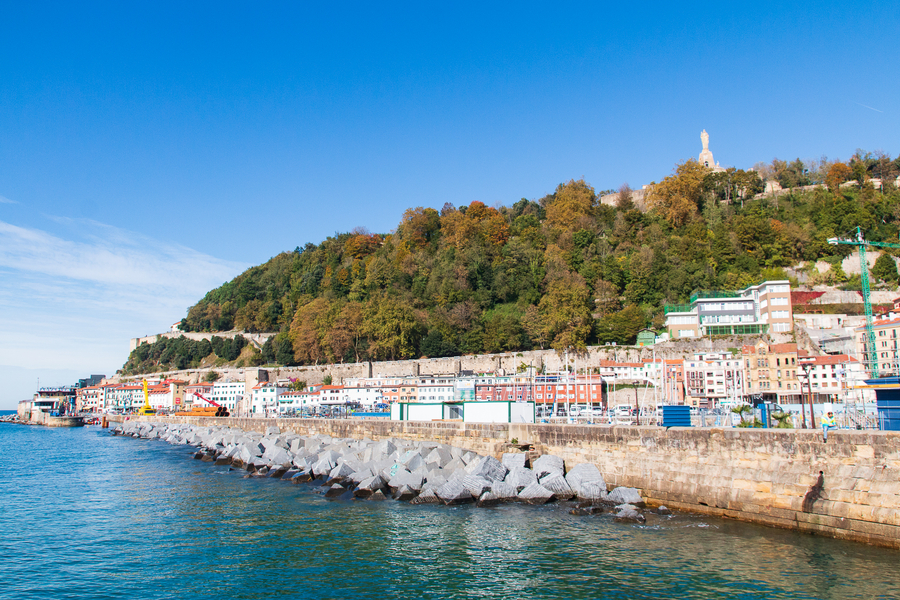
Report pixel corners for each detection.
[119,151,900,372]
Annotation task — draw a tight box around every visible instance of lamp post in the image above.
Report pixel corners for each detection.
[800,362,817,429]
[798,364,810,429]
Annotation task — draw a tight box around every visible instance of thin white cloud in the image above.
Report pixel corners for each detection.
[855,102,884,114]
[0,217,249,407]
[0,194,16,204]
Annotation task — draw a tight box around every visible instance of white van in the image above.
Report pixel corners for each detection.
[615,404,632,417]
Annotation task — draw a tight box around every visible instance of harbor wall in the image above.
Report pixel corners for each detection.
[116,415,900,549]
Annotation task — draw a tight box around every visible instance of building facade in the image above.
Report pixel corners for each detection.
[665,280,793,339]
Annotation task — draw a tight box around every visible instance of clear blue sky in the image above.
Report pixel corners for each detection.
[1,1,897,407]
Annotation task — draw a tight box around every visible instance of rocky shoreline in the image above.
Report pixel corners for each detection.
[114,421,669,523]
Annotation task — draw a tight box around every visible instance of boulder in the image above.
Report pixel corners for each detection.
[540,474,575,500]
[504,467,538,492]
[461,475,492,498]
[565,463,607,500]
[657,506,672,515]
[354,475,387,498]
[614,508,645,523]
[265,426,280,436]
[393,485,418,502]
[518,483,555,505]
[291,471,315,484]
[533,454,565,479]
[389,471,424,492]
[570,505,605,516]
[436,479,474,505]
[425,447,452,468]
[477,481,518,507]
[410,485,441,505]
[465,455,508,482]
[324,484,347,498]
[328,462,356,483]
[607,487,645,508]
[501,453,527,470]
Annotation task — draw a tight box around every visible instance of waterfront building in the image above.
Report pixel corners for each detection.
[210,380,245,412]
[184,382,213,408]
[277,388,321,413]
[664,280,793,339]
[682,352,746,410]
[741,341,802,404]
[414,375,456,403]
[854,315,900,377]
[318,385,347,406]
[796,354,867,404]
[146,379,187,410]
[76,385,103,412]
[249,381,287,416]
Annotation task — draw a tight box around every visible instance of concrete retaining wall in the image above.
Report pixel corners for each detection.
[118,415,900,549]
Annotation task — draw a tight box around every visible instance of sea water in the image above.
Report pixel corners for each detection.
[0,421,897,600]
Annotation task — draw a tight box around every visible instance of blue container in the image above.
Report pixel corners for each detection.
[662,405,691,427]
[865,377,900,431]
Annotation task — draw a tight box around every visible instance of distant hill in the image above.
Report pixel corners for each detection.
[123,153,900,373]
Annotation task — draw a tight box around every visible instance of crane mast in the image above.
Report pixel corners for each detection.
[827,226,900,378]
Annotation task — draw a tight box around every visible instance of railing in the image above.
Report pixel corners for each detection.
[690,290,740,303]
[664,304,692,314]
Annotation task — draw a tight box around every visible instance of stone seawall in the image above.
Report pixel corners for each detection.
[116,415,900,549]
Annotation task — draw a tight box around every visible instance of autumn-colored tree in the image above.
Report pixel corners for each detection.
[398,207,441,248]
[344,230,381,258]
[826,162,852,193]
[545,179,596,233]
[646,160,709,227]
[362,294,424,360]
[325,301,365,362]
[537,274,592,352]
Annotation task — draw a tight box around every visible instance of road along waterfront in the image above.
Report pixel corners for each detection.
[2,422,899,599]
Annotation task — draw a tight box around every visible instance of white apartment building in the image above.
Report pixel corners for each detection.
[683,352,746,409]
[664,280,793,339]
[278,388,321,413]
[210,380,245,412]
[250,381,288,416]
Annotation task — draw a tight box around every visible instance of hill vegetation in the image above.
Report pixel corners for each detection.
[123,151,900,373]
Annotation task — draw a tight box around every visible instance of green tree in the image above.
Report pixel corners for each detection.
[872,253,899,283]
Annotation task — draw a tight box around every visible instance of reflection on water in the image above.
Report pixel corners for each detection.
[0,425,897,600]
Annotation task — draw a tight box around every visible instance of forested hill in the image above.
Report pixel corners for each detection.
[125,153,900,374]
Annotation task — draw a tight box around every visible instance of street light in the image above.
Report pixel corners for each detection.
[799,363,817,429]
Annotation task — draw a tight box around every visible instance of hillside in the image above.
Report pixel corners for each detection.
[123,153,900,374]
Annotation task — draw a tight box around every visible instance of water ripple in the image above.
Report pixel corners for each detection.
[0,425,897,600]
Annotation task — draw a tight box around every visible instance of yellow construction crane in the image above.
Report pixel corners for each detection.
[137,379,157,415]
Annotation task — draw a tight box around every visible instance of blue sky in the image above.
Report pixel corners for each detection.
[1,1,897,408]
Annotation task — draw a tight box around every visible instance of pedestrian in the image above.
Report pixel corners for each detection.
[821,411,837,442]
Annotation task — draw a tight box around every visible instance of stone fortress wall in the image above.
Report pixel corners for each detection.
[129,330,277,353]
[120,334,798,388]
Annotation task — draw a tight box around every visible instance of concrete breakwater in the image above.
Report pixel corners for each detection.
[117,415,900,548]
[114,420,655,521]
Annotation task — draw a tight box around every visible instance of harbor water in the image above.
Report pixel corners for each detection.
[1,418,898,599]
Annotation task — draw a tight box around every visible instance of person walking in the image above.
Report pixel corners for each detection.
[821,411,837,442]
